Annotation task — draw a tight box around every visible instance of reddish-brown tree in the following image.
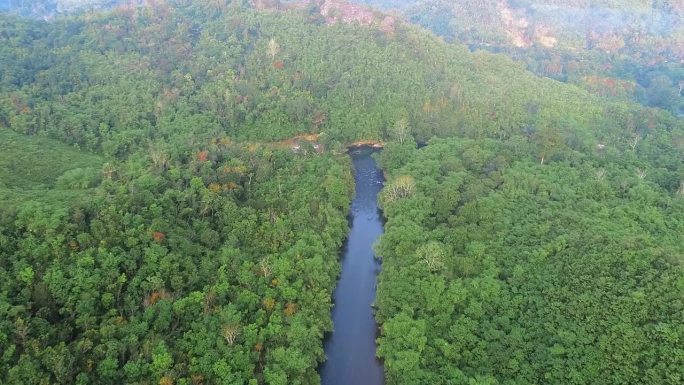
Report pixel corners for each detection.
[152,231,166,243]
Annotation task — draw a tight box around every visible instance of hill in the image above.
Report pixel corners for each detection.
[360,0,684,115]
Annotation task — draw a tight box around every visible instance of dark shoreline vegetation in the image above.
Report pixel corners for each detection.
[0,1,682,384]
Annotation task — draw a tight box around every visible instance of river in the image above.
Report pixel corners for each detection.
[319,147,385,385]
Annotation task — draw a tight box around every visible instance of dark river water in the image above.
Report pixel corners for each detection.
[319,147,385,385]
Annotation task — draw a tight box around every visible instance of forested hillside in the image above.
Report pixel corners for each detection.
[0,0,682,384]
[360,0,684,115]
[4,0,684,113]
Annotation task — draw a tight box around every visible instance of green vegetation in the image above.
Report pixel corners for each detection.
[376,137,683,384]
[3,1,680,151]
[369,0,684,115]
[0,144,353,385]
[0,128,102,189]
[0,0,682,384]
[0,127,103,204]
[1,4,360,384]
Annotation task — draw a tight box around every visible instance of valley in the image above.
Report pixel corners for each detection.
[0,1,681,385]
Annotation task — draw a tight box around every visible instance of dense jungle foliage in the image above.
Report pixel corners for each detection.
[375,137,683,385]
[0,0,682,384]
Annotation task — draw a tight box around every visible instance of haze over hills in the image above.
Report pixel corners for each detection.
[0,0,149,18]
[359,0,684,115]
[0,1,682,384]
[3,0,682,113]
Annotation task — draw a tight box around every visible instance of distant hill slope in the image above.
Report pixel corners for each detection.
[357,0,684,115]
[4,1,682,115]
[0,0,135,18]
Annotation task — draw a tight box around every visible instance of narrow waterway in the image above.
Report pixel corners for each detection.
[319,147,385,385]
